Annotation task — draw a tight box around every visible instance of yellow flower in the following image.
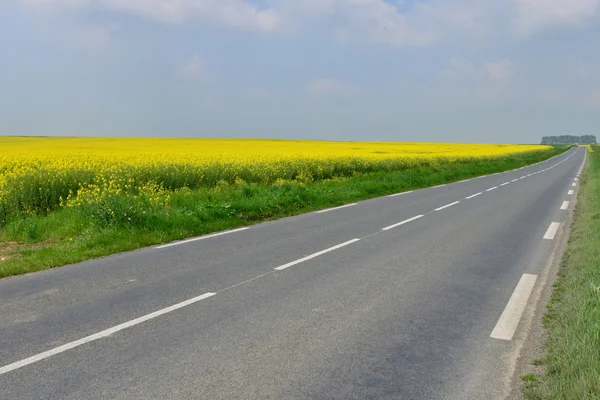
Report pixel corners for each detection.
[0,137,552,218]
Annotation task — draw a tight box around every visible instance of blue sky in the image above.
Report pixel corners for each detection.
[1,0,599,143]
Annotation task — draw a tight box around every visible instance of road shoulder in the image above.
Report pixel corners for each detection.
[509,146,593,399]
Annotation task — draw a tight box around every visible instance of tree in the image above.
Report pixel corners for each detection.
[541,135,596,145]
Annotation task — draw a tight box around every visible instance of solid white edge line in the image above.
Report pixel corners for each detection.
[490,274,538,341]
[486,186,498,192]
[0,292,217,376]
[561,201,570,210]
[568,190,574,195]
[382,215,424,231]
[543,222,561,240]
[434,201,460,211]
[465,192,482,200]
[274,238,360,271]
[431,184,446,188]
[156,228,249,249]
[315,203,358,214]
[388,191,413,197]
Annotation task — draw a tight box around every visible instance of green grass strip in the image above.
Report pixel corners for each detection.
[524,146,600,399]
[0,147,567,278]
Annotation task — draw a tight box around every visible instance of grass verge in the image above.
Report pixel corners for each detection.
[523,146,600,399]
[0,147,568,278]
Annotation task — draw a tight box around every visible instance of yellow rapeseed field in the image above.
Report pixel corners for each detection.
[0,137,550,222]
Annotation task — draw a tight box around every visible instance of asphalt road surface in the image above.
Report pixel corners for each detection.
[0,147,585,400]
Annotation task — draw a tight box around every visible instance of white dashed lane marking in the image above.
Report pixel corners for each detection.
[490,274,538,341]
[275,239,361,271]
[0,292,218,375]
[435,201,460,211]
[543,222,561,240]
[382,215,424,231]
[388,191,413,198]
[316,203,357,214]
[156,228,250,249]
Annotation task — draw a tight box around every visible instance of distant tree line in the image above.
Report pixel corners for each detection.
[541,135,597,145]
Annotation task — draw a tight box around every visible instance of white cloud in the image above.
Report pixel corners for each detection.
[18,0,280,33]
[19,0,90,9]
[307,79,344,95]
[443,57,514,82]
[483,60,513,80]
[277,0,437,46]
[70,23,118,48]
[102,0,280,32]
[17,0,600,46]
[18,0,446,46]
[445,56,476,76]
[333,0,435,46]
[16,1,118,48]
[514,0,600,33]
[183,56,210,81]
[410,1,494,34]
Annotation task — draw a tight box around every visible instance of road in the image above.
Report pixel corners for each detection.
[0,147,585,400]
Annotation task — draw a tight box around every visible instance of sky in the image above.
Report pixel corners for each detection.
[1,0,599,144]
